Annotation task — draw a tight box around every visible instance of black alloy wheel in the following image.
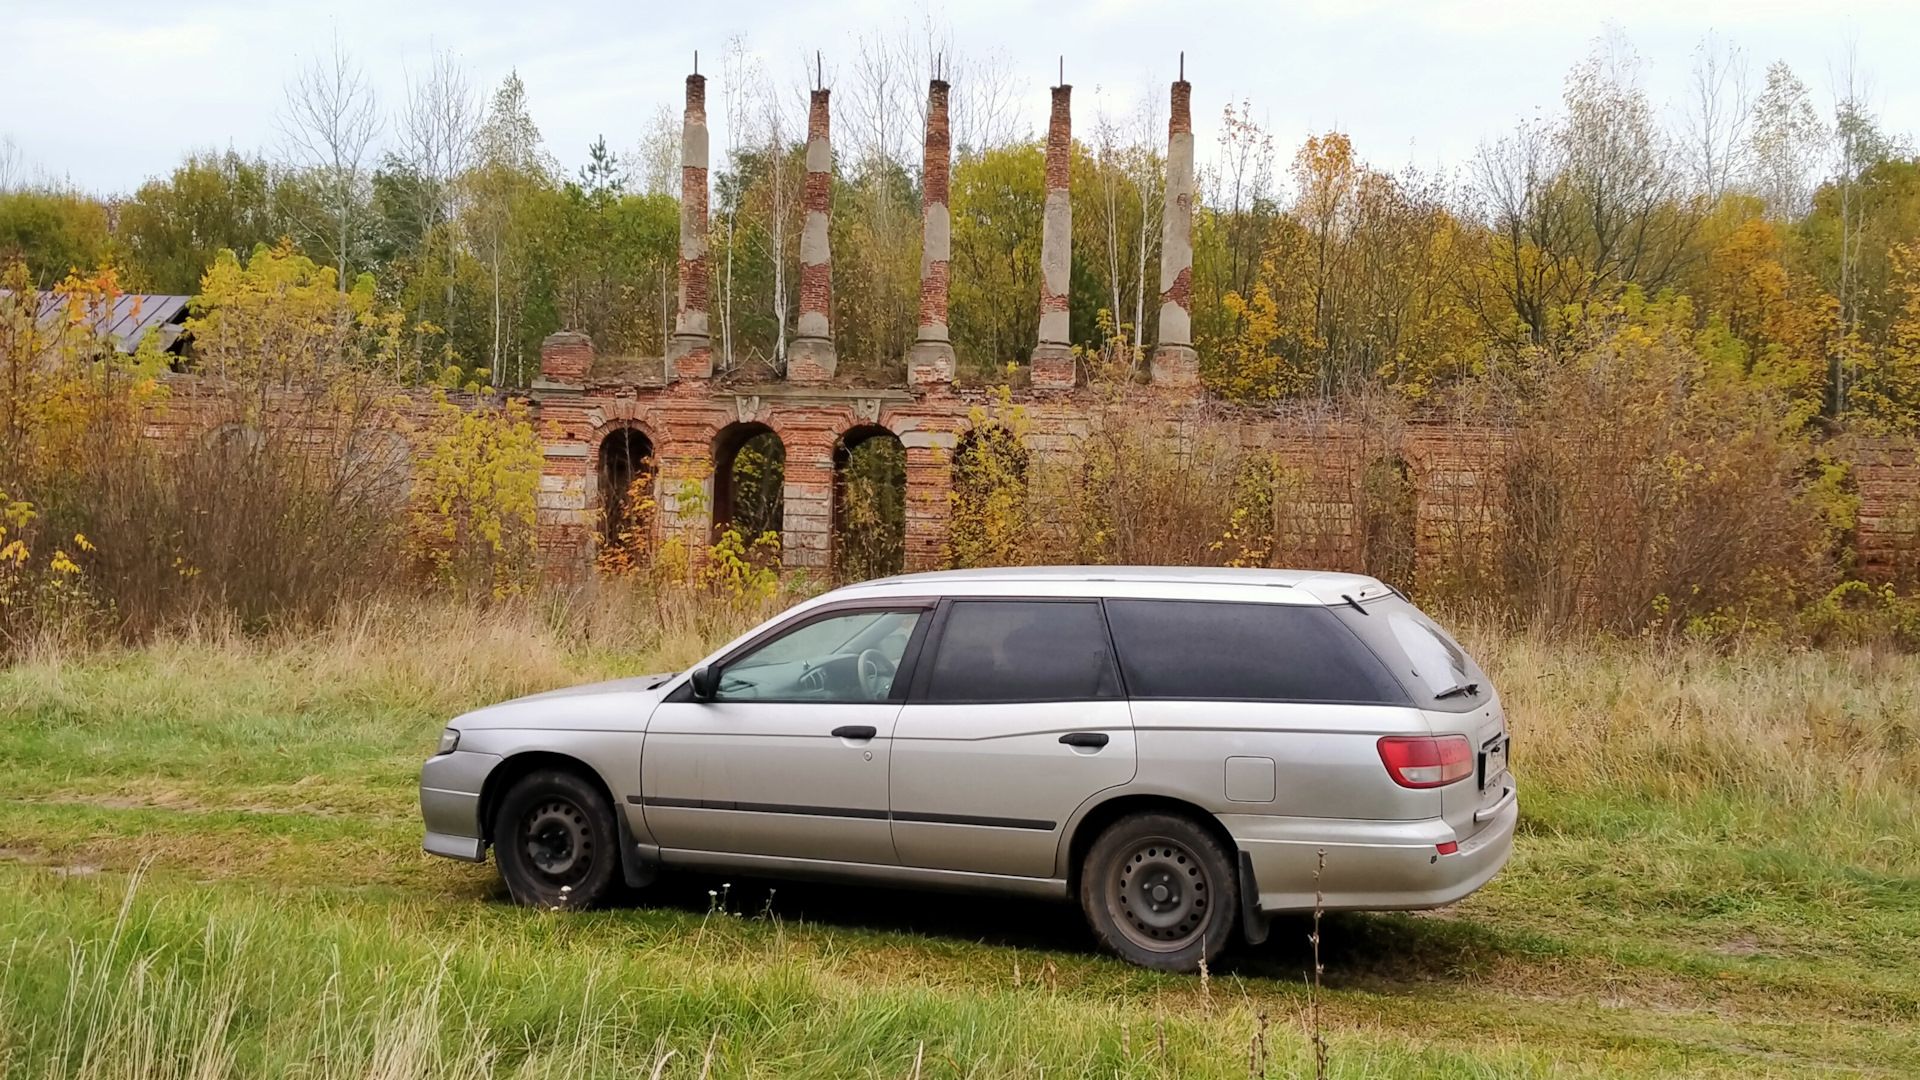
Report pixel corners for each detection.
[1081,812,1239,972]
[493,769,620,909]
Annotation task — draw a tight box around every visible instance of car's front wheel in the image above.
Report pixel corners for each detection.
[1080,812,1239,972]
[493,769,620,909]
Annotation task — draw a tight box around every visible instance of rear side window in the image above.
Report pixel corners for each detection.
[1103,599,1410,705]
[923,600,1121,703]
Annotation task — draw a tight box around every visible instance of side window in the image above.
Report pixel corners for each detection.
[1103,599,1409,705]
[923,601,1120,703]
[716,609,922,702]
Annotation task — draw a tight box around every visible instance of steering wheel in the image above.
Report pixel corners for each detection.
[856,649,896,700]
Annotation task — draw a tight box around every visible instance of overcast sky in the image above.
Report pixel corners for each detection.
[4,0,1917,196]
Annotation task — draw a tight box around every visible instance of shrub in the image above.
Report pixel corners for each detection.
[407,390,543,599]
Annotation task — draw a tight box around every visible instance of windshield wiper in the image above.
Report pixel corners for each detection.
[1339,593,1368,615]
[1435,682,1480,700]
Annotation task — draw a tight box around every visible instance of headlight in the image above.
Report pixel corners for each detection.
[436,728,461,755]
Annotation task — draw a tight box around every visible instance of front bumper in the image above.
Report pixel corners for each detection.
[1224,778,1518,912]
[419,750,501,863]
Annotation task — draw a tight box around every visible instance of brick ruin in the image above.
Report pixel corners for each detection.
[530,68,1232,577]
[508,67,1920,587]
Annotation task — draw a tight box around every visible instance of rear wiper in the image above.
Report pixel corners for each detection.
[1435,682,1480,700]
[1339,593,1368,615]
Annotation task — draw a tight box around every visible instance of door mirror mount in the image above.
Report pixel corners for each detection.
[689,665,719,702]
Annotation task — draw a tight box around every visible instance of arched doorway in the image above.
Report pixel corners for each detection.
[947,425,1029,568]
[1362,456,1416,592]
[833,425,906,582]
[713,422,785,548]
[597,427,656,572]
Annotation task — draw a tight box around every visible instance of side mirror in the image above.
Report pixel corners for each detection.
[688,665,719,702]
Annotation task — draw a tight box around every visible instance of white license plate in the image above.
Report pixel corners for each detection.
[1481,738,1508,788]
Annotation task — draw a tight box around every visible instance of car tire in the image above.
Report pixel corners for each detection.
[493,769,621,910]
[1080,812,1239,973]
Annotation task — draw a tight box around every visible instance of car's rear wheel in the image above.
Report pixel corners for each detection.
[493,769,619,909]
[1080,812,1238,972]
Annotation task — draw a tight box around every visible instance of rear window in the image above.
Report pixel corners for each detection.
[1103,599,1410,705]
[1331,596,1491,712]
[923,600,1122,703]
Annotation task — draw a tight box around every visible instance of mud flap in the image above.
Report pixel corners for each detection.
[614,806,660,889]
[1238,850,1269,946]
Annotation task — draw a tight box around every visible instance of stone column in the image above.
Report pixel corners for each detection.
[1031,83,1076,388]
[1150,78,1199,387]
[667,73,712,381]
[533,331,594,577]
[908,78,956,388]
[788,89,838,384]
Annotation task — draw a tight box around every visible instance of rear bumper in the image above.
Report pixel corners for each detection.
[419,750,501,862]
[1223,779,1517,912]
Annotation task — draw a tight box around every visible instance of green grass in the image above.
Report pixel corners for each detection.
[1,603,1917,1078]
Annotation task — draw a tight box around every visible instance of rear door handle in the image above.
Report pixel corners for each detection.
[832,725,877,741]
[1059,732,1109,749]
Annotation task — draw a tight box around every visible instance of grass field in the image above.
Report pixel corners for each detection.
[1,597,1917,1078]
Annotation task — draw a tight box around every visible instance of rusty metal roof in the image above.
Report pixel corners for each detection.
[0,290,192,353]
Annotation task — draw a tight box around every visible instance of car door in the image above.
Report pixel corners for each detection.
[641,604,930,865]
[889,599,1136,878]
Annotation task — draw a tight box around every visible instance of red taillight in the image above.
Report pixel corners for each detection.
[1377,735,1474,788]
[1436,841,1459,855]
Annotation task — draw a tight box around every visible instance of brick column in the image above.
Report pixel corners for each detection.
[779,420,836,570]
[788,89,838,384]
[539,330,592,383]
[908,78,956,388]
[1031,83,1075,388]
[1150,78,1199,388]
[667,73,713,381]
[654,429,716,577]
[901,433,954,571]
[533,332,594,578]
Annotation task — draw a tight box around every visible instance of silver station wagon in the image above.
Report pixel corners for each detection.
[420,567,1517,971]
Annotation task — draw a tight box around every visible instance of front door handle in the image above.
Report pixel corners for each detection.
[832,725,877,741]
[1060,732,1109,749]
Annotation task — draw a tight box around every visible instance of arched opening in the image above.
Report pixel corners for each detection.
[713,422,785,549]
[947,425,1029,568]
[597,427,656,573]
[1362,456,1417,592]
[833,425,906,582]
[202,422,264,460]
[343,429,413,509]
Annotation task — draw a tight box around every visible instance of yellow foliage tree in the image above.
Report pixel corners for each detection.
[407,390,543,598]
[1848,243,1920,434]
[946,378,1033,568]
[1207,253,1318,401]
[0,261,170,487]
[186,240,403,391]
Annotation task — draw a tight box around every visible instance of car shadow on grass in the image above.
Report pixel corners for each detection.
[627,870,1094,956]
[600,869,1509,985]
[1232,911,1511,985]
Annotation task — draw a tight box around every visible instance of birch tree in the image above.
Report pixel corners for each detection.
[279,36,382,292]
[468,71,551,383]
[1746,61,1826,221]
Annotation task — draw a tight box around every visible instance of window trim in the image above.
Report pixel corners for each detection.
[907,596,1125,705]
[1099,597,1414,708]
[665,598,937,704]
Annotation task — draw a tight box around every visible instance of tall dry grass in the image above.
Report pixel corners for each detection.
[1462,621,1920,864]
